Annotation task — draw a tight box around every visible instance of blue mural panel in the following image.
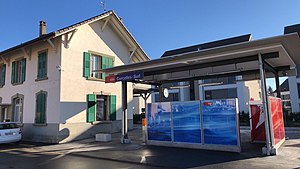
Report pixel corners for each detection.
[172,101,201,143]
[202,99,238,145]
[147,102,172,141]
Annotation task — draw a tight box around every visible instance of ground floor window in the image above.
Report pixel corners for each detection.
[87,94,116,122]
[205,88,237,100]
[96,95,108,121]
[154,92,179,102]
[12,97,23,123]
[35,91,47,124]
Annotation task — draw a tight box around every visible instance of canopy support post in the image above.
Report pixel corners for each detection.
[121,81,131,144]
[259,53,272,155]
[275,74,281,98]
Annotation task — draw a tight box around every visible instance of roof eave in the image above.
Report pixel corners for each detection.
[110,12,150,61]
[0,32,55,57]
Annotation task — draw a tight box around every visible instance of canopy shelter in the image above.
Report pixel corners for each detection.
[98,33,300,154]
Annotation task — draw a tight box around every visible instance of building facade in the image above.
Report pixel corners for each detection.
[0,11,149,143]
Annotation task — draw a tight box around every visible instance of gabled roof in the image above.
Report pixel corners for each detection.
[284,23,300,38]
[0,10,150,61]
[161,34,252,58]
[275,78,289,92]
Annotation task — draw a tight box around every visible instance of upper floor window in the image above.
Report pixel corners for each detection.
[11,58,26,85]
[83,52,114,80]
[0,64,6,87]
[37,51,47,80]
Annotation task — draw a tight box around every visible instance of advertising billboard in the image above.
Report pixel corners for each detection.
[147,102,172,141]
[146,99,241,152]
[202,99,238,145]
[249,101,266,142]
[269,97,285,145]
[172,101,201,143]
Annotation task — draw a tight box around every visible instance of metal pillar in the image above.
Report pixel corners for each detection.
[140,93,151,111]
[121,81,131,144]
[275,74,281,98]
[275,72,288,127]
[158,85,163,102]
[189,80,195,100]
[258,53,272,155]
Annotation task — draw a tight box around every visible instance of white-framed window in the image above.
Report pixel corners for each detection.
[91,54,102,79]
[12,97,23,123]
[0,64,6,87]
[11,58,26,85]
[83,52,114,79]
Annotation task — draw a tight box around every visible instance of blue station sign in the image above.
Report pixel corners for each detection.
[105,71,144,83]
[115,71,144,82]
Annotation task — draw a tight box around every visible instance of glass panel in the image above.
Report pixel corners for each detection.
[147,102,172,141]
[172,101,201,143]
[0,123,18,130]
[205,88,237,100]
[13,98,22,123]
[202,99,238,145]
[91,55,102,79]
[96,95,107,121]
[12,60,24,84]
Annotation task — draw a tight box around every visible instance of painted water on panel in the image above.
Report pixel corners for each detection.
[202,99,238,145]
[172,101,201,143]
[147,102,172,141]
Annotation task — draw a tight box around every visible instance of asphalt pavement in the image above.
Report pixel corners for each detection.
[0,125,300,169]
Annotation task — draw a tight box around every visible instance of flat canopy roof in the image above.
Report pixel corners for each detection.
[100,33,300,84]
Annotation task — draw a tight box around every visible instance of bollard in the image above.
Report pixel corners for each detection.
[142,118,146,144]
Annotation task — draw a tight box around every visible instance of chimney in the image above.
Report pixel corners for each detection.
[39,21,46,36]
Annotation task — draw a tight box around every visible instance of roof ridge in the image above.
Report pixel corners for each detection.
[0,10,114,55]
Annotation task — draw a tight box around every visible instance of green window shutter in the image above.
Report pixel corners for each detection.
[41,93,46,124]
[87,94,96,122]
[109,95,116,121]
[101,57,108,79]
[101,57,113,79]
[83,52,91,78]
[36,92,47,124]
[1,64,5,87]
[38,54,42,79]
[38,52,47,79]
[11,62,15,84]
[43,53,47,77]
[21,58,26,82]
[108,58,114,68]
[36,93,42,123]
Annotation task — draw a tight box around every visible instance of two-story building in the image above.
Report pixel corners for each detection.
[0,10,149,143]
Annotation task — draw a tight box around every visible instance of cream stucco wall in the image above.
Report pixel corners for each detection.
[0,40,61,124]
[0,16,147,143]
[59,20,136,125]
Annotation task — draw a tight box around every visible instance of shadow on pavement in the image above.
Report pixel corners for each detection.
[68,127,267,169]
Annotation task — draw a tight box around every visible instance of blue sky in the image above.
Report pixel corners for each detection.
[1,0,300,88]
